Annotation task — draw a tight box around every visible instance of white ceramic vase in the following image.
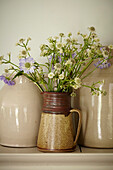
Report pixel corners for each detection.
[78,60,113,148]
[0,76,42,147]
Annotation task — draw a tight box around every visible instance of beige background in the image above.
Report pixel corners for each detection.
[0,0,113,89]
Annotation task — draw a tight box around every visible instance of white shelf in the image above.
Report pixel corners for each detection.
[0,145,113,170]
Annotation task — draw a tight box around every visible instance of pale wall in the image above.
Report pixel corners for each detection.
[0,0,113,89]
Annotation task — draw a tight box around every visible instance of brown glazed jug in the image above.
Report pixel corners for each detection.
[37,92,81,152]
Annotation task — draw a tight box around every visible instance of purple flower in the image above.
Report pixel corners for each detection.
[0,75,15,86]
[4,78,9,84]
[48,56,53,63]
[48,56,54,70]
[0,75,5,81]
[7,80,15,85]
[100,47,104,51]
[19,56,36,74]
[58,56,61,63]
[94,60,111,69]
[49,54,62,64]
[72,53,76,58]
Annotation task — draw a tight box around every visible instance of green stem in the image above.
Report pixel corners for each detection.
[41,81,48,91]
[23,73,44,92]
[23,43,31,57]
[34,82,44,92]
[81,66,96,80]
[79,59,93,78]
[48,78,50,91]
[8,70,16,78]
[81,58,109,80]
[3,59,20,69]
[50,79,53,91]
[82,84,92,89]
[17,44,24,48]
[56,80,61,92]
[39,63,48,69]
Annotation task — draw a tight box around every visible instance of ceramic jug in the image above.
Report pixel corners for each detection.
[0,75,42,147]
[37,92,82,152]
[78,58,113,148]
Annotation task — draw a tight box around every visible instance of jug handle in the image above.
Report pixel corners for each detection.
[70,109,82,147]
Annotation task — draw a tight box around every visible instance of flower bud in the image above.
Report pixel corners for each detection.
[0,56,4,60]
[5,69,9,73]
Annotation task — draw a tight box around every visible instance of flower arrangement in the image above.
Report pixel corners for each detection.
[0,26,113,96]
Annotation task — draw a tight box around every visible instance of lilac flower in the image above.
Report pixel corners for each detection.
[4,78,9,84]
[100,47,104,51]
[0,75,5,81]
[49,54,62,64]
[7,80,15,85]
[48,56,54,70]
[19,56,36,74]
[58,56,61,63]
[72,53,76,58]
[94,60,111,69]
[0,75,15,86]
[48,56,53,63]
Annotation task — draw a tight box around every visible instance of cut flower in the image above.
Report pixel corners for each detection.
[65,59,73,66]
[94,60,111,69]
[0,75,15,86]
[0,27,113,95]
[71,77,82,90]
[74,77,82,85]
[54,63,61,71]
[19,56,35,74]
[59,73,64,80]
[48,72,55,79]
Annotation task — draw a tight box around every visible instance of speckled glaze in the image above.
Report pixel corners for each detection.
[0,76,42,147]
[78,58,113,148]
[37,92,81,152]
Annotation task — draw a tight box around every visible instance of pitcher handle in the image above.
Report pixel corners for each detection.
[70,109,82,147]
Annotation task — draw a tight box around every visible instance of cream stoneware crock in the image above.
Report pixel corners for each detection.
[78,59,113,148]
[0,76,42,147]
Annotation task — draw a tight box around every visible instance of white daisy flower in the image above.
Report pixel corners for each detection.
[72,84,81,90]
[54,63,61,71]
[65,59,72,66]
[87,49,91,57]
[59,48,63,53]
[102,50,108,58]
[48,72,55,79]
[72,77,82,89]
[59,73,64,80]
[47,36,53,42]
[49,44,54,49]
[108,45,113,49]
[57,42,63,49]
[74,77,82,85]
